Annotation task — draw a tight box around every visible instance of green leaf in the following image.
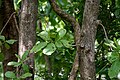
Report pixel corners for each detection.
[20,73,32,79]
[58,29,66,39]
[0,53,4,62]
[0,35,5,41]
[15,54,21,60]
[38,31,51,41]
[22,64,29,72]
[17,0,21,4]
[31,42,47,53]
[0,41,2,46]
[116,0,120,8]
[43,43,56,55]
[107,52,119,63]
[22,50,29,60]
[104,39,116,48]
[55,41,63,48]
[6,40,17,44]
[60,39,71,48]
[108,60,120,79]
[5,71,16,78]
[4,43,10,49]
[7,61,21,67]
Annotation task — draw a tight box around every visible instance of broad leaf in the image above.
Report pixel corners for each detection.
[22,64,29,72]
[0,35,5,41]
[6,40,17,44]
[108,60,120,79]
[22,50,29,60]
[7,61,21,67]
[20,73,32,79]
[38,31,51,41]
[55,41,63,48]
[5,71,16,78]
[58,29,66,39]
[43,43,56,55]
[4,43,10,49]
[60,39,71,48]
[107,52,119,63]
[31,42,47,53]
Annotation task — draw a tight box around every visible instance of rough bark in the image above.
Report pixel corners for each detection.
[48,0,80,80]
[18,0,38,80]
[79,0,100,80]
[0,0,18,80]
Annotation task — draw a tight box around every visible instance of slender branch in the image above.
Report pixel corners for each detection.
[13,13,19,34]
[97,20,108,40]
[0,12,16,34]
[48,0,81,80]
[97,20,112,50]
[48,0,79,28]
[69,53,79,80]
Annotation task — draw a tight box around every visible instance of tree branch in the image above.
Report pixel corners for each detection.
[48,0,81,80]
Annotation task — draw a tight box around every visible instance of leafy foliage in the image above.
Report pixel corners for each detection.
[0,0,120,80]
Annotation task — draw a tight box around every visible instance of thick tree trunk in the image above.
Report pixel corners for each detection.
[19,0,38,80]
[79,0,100,80]
[1,0,18,80]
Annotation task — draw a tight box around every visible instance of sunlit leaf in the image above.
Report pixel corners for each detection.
[22,64,29,72]
[107,52,119,63]
[17,0,21,4]
[22,50,29,60]
[108,60,120,79]
[38,31,51,41]
[7,61,21,67]
[60,39,71,48]
[20,73,32,79]
[31,42,47,53]
[55,41,63,48]
[6,40,17,44]
[58,29,66,39]
[15,54,21,60]
[43,43,56,55]
[104,39,116,48]
[0,35,5,41]
[5,71,16,78]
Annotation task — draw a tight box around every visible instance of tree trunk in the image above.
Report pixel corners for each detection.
[18,0,38,80]
[1,0,18,80]
[79,0,100,80]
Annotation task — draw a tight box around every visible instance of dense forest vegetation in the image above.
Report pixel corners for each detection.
[0,0,120,80]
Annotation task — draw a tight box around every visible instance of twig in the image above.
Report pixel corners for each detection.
[100,24,108,40]
[0,12,16,34]
[97,20,112,50]
[13,13,19,34]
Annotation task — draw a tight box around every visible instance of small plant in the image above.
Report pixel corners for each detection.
[5,50,32,80]
[105,38,120,79]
